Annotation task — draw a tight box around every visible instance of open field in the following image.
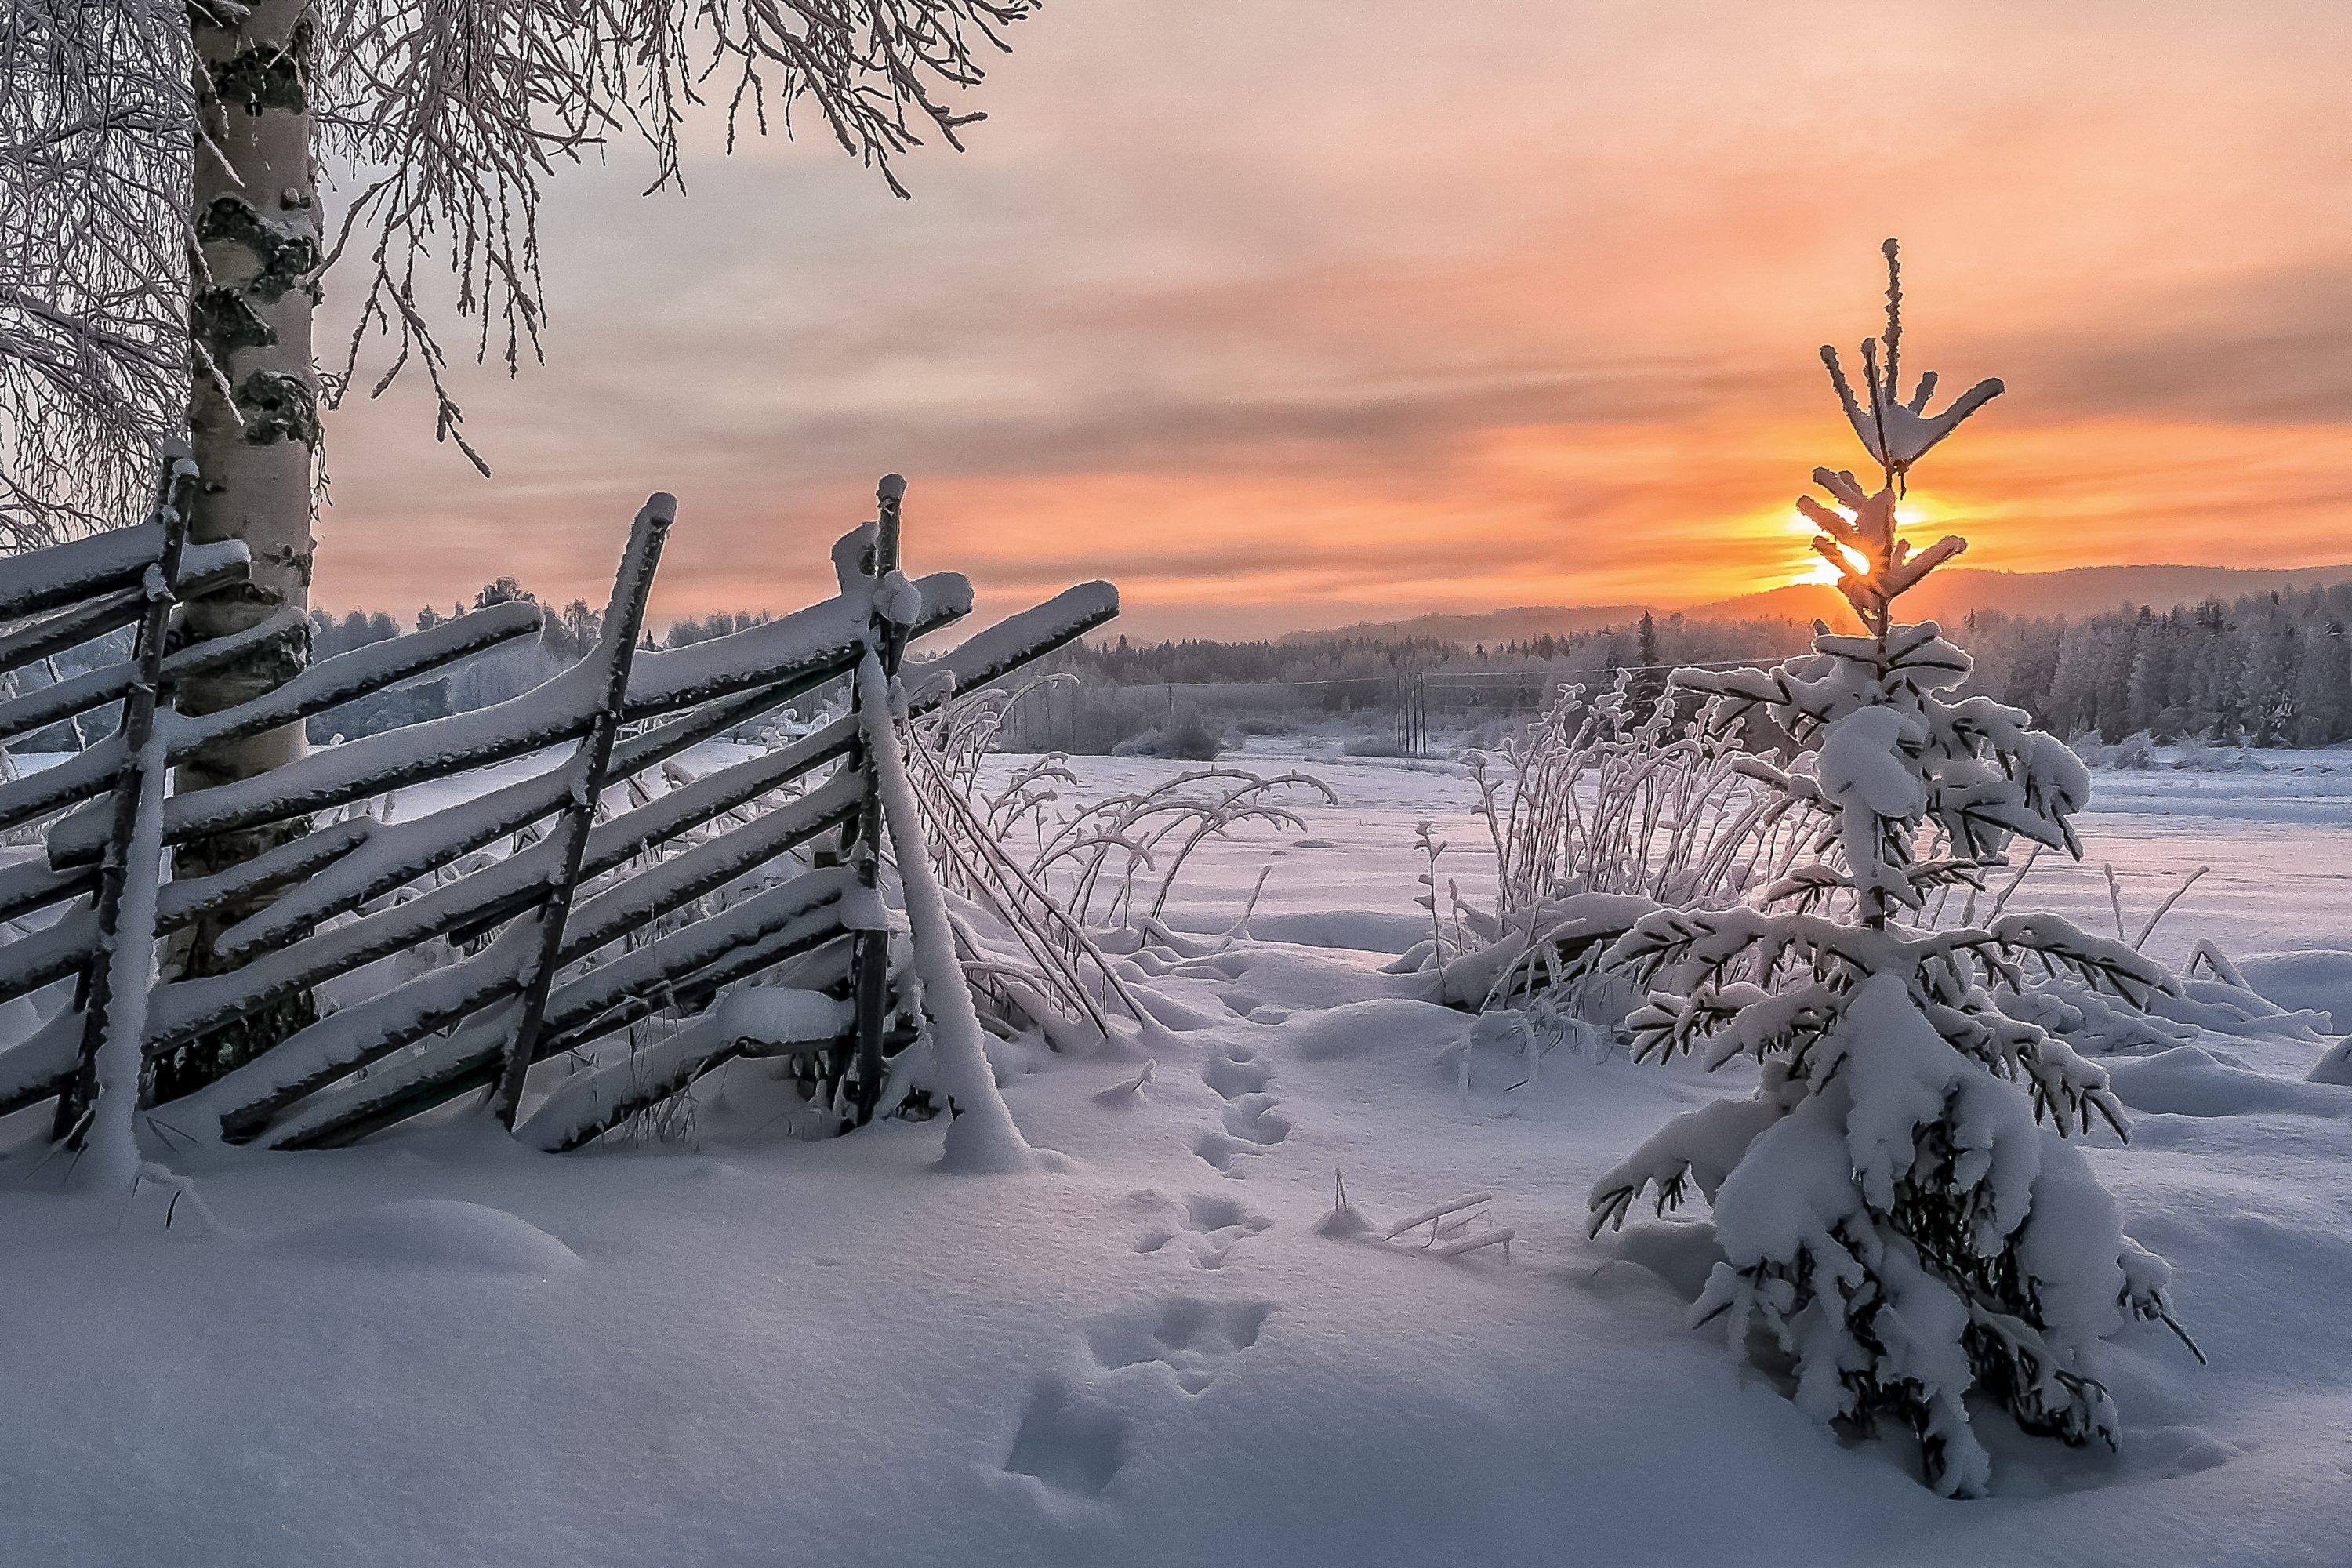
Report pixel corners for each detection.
[2,747,2347,1566]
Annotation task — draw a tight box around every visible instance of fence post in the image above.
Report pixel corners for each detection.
[849,474,906,1125]
[488,496,672,1128]
[57,451,197,1142]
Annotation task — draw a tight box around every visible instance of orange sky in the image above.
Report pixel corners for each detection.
[313,0,2352,640]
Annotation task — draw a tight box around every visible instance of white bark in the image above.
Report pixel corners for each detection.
[178,0,318,791]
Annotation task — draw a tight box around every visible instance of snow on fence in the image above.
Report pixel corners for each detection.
[0,457,1117,1161]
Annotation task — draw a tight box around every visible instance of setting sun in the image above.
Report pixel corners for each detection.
[1785,496,1946,587]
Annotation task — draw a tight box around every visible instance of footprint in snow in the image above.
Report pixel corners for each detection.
[1001,1294,1279,1502]
[1132,1190,1271,1270]
[1004,1376,1127,1497]
[1192,1044,1292,1175]
[1085,1295,1277,1394]
[1218,1093,1291,1148]
[1201,1047,1274,1100]
[1192,1130,1261,1174]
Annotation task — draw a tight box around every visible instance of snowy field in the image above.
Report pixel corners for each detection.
[3,747,2350,1565]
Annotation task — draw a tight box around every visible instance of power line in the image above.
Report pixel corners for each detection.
[1122,658,1769,691]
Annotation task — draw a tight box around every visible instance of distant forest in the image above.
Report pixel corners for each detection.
[1013,579,2352,749]
[321,578,2352,750]
[1021,585,2352,757]
[16,579,2341,758]
[296,586,777,742]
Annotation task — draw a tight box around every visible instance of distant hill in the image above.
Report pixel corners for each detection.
[1679,564,2352,628]
[1282,564,2352,645]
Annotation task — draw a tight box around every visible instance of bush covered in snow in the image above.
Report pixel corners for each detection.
[1425,673,1820,1013]
[1585,242,2197,1497]
[1163,702,1226,761]
[1112,701,1225,761]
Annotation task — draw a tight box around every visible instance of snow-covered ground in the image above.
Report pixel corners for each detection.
[3,748,2349,1565]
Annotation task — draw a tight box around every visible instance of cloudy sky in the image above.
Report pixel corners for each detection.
[314,0,2352,640]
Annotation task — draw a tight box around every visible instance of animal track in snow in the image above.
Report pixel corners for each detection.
[1133,1191,1271,1270]
[1004,1376,1127,1497]
[1165,953,1253,983]
[1005,1292,1276,1501]
[1193,1044,1291,1174]
[1085,1296,1276,1394]
[1201,1047,1274,1101]
[1192,1130,1261,1174]
[1218,1093,1292,1147]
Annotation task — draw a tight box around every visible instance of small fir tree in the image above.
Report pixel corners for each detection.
[1586,241,2198,1497]
[1629,609,1664,710]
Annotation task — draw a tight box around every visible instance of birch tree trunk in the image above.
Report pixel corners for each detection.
[158,0,321,1093]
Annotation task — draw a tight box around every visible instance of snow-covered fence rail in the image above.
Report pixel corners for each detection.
[0,466,1117,1162]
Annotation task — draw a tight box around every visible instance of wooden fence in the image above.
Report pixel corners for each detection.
[0,452,1116,1156]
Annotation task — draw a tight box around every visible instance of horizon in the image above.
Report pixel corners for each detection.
[313,1,2352,641]
[329,557,2352,648]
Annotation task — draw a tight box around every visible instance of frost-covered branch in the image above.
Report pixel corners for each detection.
[1,0,1041,528]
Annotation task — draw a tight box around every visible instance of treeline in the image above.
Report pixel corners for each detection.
[1956,587,2352,746]
[303,587,780,742]
[259,578,2352,755]
[14,574,2337,762]
[1003,590,2352,752]
[983,613,1811,754]
[1041,612,1805,690]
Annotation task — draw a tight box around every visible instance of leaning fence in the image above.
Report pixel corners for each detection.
[0,454,1116,1159]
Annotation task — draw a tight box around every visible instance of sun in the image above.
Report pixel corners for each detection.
[1783,496,1940,586]
[1795,544,1860,586]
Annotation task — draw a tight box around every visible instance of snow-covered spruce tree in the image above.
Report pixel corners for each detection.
[3,0,1037,1083]
[1586,241,2197,1497]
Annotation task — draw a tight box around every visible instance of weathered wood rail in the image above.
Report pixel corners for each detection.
[0,460,1116,1156]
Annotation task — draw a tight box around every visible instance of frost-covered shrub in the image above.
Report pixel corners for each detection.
[1112,702,1226,761]
[1587,242,2195,1497]
[2169,732,2253,773]
[1457,717,1510,751]
[1466,675,1813,918]
[1163,702,1225,761]
[2067,728,2157,772]
[1431,673,1821,1013]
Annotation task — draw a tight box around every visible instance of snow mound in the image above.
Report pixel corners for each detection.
[2104,1047,2352,1120]
[263,1199,581,1274]
[1606,1218,1722,1302]
[2311,1040,2352,1087]
[2237,949,2352,1033]
[1276,996,1463,1061]
[1242,909,1426,955]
